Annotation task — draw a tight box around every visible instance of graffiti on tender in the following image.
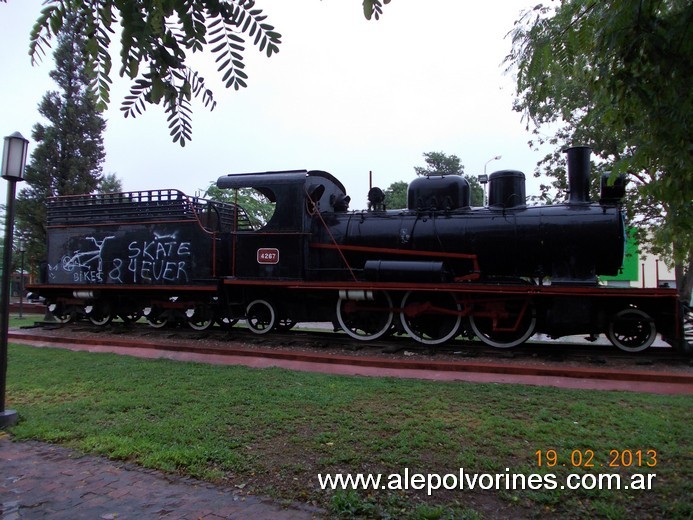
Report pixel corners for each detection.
[59,236,115,282]
[113,232,191,283]
[53,231,192,284]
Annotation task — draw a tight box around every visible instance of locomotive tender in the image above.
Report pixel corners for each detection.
[29,147,686,353]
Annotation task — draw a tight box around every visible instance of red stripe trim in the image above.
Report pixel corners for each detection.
[219,278,679,298]
[310,242,478,261]
[47,219,199,229]
[26,283,217,293]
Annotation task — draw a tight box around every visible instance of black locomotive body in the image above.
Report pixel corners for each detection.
[29,147,686,353]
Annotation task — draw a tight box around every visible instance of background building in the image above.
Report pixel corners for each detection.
[601,230,676,288]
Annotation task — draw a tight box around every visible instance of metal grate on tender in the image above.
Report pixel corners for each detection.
[207,200,254,231]
[47,189,254,231]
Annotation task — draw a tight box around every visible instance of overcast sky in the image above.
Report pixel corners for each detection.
[0,0,547,209]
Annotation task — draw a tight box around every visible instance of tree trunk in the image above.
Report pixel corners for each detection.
[675,256,693,306]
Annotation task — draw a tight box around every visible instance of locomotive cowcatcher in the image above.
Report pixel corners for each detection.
[28,147,688,353]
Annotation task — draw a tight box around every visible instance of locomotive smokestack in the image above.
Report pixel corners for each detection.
[565,146,592,204]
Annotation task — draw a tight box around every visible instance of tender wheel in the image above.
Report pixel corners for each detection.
[607,308,656,353]
[400,291,462,345]
[336,292,393,341]
[186,306,215,331]
[144,307,168,329]
[48,303,76,324]
[246,299,276,335]
[468,299,536,348]
[146,316,168,329]
[86,303,113,326]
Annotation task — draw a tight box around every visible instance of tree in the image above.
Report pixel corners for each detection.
[414,151,464,178]
[98,173,123,194]
[384,181,408,210]
[15,12,107,273]
[203,182,274,228]
[466,176,484,208]
[505,0,692,297]
[414,152,484,206]
[4,0,395,146]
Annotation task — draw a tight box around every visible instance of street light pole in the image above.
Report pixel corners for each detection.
[18,239,25,320]
[484,155,502,176]
[479,155,502,207]
[0,131,29,429]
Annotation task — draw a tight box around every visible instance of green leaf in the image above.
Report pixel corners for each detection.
[363,0,374,20]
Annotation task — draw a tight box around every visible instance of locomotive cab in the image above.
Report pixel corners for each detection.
[216,169,349,280]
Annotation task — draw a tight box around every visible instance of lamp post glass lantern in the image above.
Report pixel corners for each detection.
[2,132,29,181]
[0,131,29,428]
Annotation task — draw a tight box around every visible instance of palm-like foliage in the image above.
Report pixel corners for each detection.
[29,0,282,146]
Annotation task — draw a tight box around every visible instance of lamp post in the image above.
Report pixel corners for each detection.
[0,131,29,429]
[484,155,502,176]
[477,174,488,206]
[18,239,25,320]
[478,155,502,207]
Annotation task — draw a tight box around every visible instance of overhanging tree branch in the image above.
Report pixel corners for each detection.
[26,0,282,146]
[6,0,394,145]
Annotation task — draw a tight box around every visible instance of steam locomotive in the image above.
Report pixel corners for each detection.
[28,147,686,353]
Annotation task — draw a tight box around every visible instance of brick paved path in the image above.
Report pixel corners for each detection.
[0,437,322,519]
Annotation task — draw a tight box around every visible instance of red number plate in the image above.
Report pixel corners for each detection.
[257,248,279,264]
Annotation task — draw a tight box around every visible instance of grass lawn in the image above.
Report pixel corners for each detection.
[4,343,691,519]
[8,315,43,328]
